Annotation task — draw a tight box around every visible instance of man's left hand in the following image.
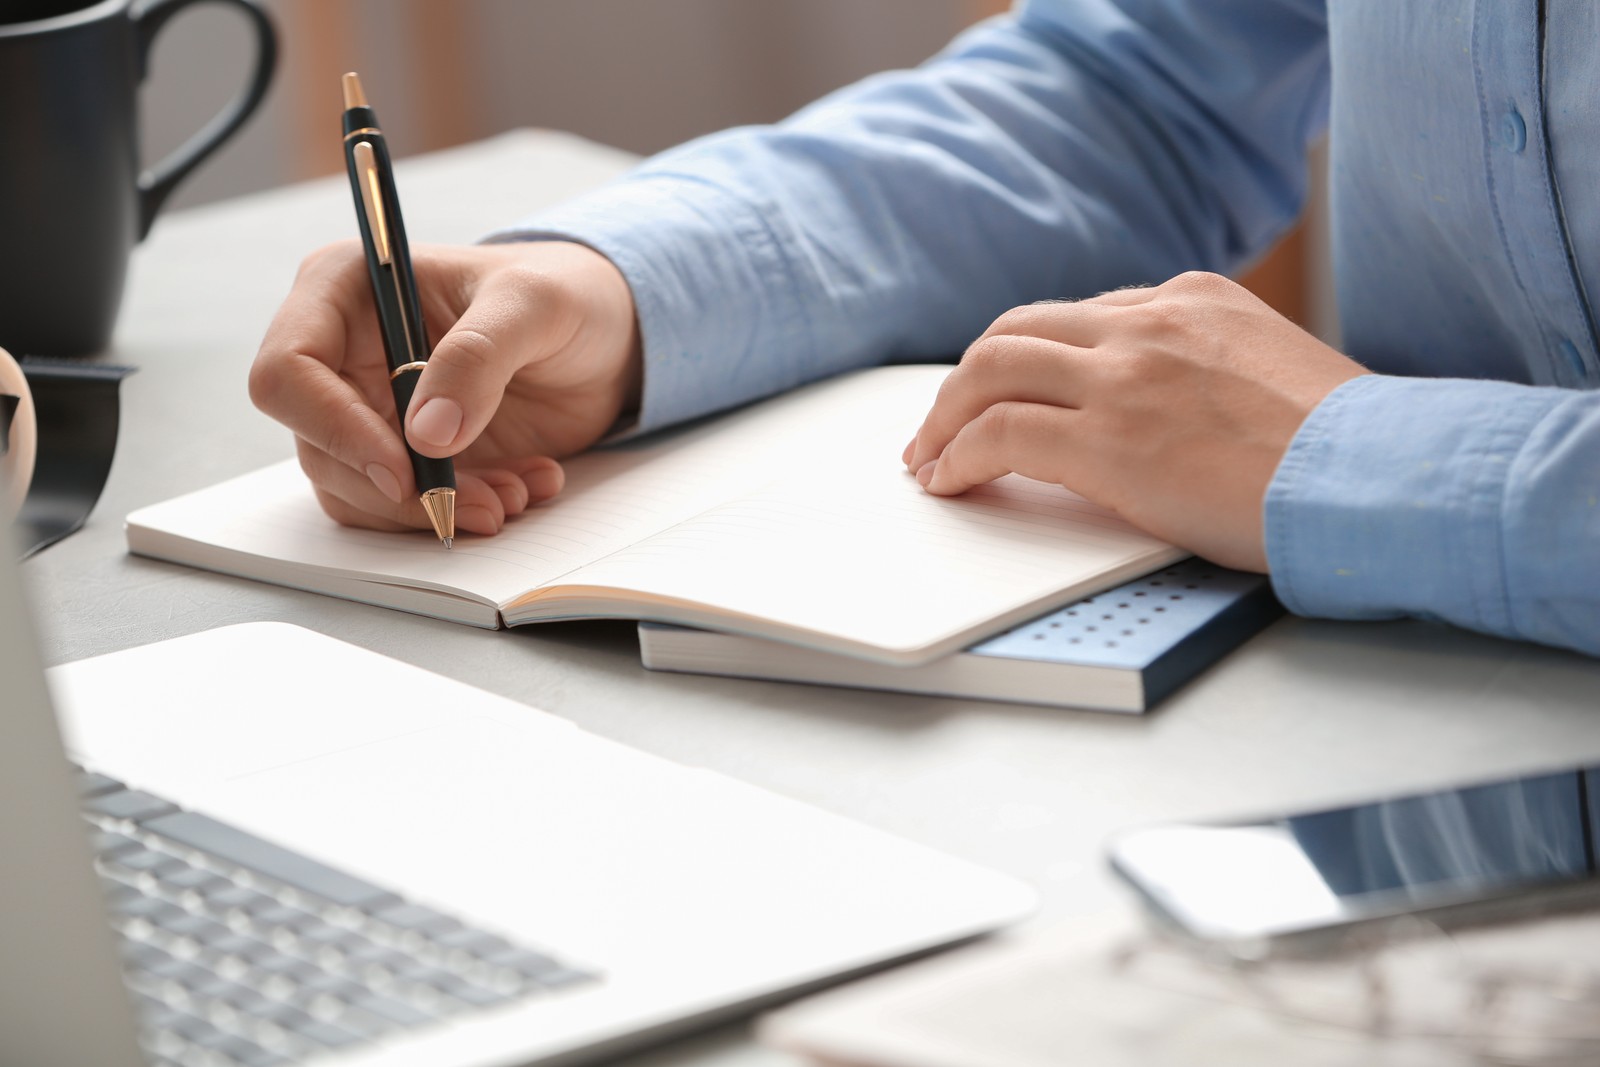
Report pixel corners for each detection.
[903,272,1368,571]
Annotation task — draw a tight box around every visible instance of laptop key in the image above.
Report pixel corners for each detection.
[484,947,566,979]
[77,770,125,797]
[118,896,186,925]
[193,1029,265,1062]
[292,1017,365,1049]
[249,901,315,928]
[144,811,400,908]
[534,967,598,991]
[294,921,364,957]
[316,1003,393,1039]
[258,1000,317,1030]
[90,829,142,857]
[110,849,185,877]
[252,953,320,982]
[161,867,229,894]
[436,978,512,1007]
[233,1044,295,1067]
[342,941,412,971]
[373,901,461,935]
[104,881,144,909]
[138,1003,186,1033]
[207,884,276,912]
[198,931,277,966]
[351,990,434,1027]
[433,926,512,956]
[84,789,177,822]
[124,938,173,964]
[295,969,365,999]
[145,954,208,984]
[394,960,459,987]
[160,913,230,943]
[165,1010,217,1042]
[218,982,274,1016]
[177,969,234,1001]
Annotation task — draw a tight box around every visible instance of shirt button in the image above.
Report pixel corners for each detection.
[1502,109,1527,153]
[1558,337,1586,379]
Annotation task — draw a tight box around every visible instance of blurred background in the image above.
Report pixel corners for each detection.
[140,0,1327,335]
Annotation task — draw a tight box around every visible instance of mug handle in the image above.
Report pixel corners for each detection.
[133,0,279,239]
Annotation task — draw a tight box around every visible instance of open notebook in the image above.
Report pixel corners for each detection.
[127,365,1184,666]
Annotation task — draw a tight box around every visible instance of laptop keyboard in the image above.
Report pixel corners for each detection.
[78,768,598,1067]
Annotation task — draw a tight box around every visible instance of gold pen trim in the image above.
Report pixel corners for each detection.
[420,486,456,547]
[352,140,420,364]
[389,361,428,381]
[342,71,369,110]
[343,127,381,141]
[352,141,392,265]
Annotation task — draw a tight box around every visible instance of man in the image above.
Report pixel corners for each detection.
[250,1,1599,656]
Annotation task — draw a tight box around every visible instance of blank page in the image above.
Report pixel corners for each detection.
[127,366,963,619]
[512,463,1181,664]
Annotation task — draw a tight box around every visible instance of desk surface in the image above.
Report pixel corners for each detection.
[22,131,1600,1067]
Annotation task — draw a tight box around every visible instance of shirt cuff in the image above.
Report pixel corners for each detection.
[1264,373,1568,634]
[482,168,816,437]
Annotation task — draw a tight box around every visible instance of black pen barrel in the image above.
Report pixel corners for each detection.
[339,76,456,540]
[390,365,457,493]
[342,105,377,138]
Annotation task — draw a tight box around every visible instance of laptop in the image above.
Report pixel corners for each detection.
[0,546,1035,1067]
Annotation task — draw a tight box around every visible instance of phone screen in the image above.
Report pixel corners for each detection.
[1108,766,1600,942]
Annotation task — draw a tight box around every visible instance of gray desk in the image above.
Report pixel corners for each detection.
[22,131,1600,1066]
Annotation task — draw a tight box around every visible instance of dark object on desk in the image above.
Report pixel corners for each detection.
[640,558,1282,713]
[341,72,456,547]
[16,359,135,557]
[0,0,276,355]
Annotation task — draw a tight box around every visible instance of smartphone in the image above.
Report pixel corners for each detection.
[1107,763,1600,951]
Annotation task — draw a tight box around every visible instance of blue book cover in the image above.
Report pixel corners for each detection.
[639,558,1282,713]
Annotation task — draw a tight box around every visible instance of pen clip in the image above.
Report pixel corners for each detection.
[352,141,393,266]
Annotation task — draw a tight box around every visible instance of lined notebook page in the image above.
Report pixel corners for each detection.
[126,366,958,624]
[509,463,1182,663]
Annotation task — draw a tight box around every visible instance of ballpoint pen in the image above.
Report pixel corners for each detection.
[340,71,455,547]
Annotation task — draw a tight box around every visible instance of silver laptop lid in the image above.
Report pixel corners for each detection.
[0,538,145,1067]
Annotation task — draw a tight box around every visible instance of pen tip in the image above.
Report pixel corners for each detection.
[420,488,456,548]
[342,72,367,110]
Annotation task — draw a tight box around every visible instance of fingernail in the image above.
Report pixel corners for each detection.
[915,460,937,488]
[411,397,463,450]
[365,463,403,504]
[902,436,918,467]
[455,504,497,535]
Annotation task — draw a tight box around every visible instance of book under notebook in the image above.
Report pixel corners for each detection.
[126,365,1185,666]
[640,560,1282,712]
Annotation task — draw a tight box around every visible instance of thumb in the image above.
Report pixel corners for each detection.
[403,281,554,458]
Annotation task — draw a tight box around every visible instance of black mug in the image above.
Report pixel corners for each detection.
[0,0,277,356]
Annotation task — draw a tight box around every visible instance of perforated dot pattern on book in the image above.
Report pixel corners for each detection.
[974,558,1272,670]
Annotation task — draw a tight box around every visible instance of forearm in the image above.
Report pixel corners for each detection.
[1266,375,1600,656]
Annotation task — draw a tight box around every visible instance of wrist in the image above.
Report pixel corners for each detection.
[582,245,644,427]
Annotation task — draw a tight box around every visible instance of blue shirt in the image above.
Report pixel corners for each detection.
[488,0,1600,658]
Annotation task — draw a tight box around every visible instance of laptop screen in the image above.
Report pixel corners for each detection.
[0,542,145,1066]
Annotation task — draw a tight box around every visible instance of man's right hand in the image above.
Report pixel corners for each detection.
[249,239,642,537]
